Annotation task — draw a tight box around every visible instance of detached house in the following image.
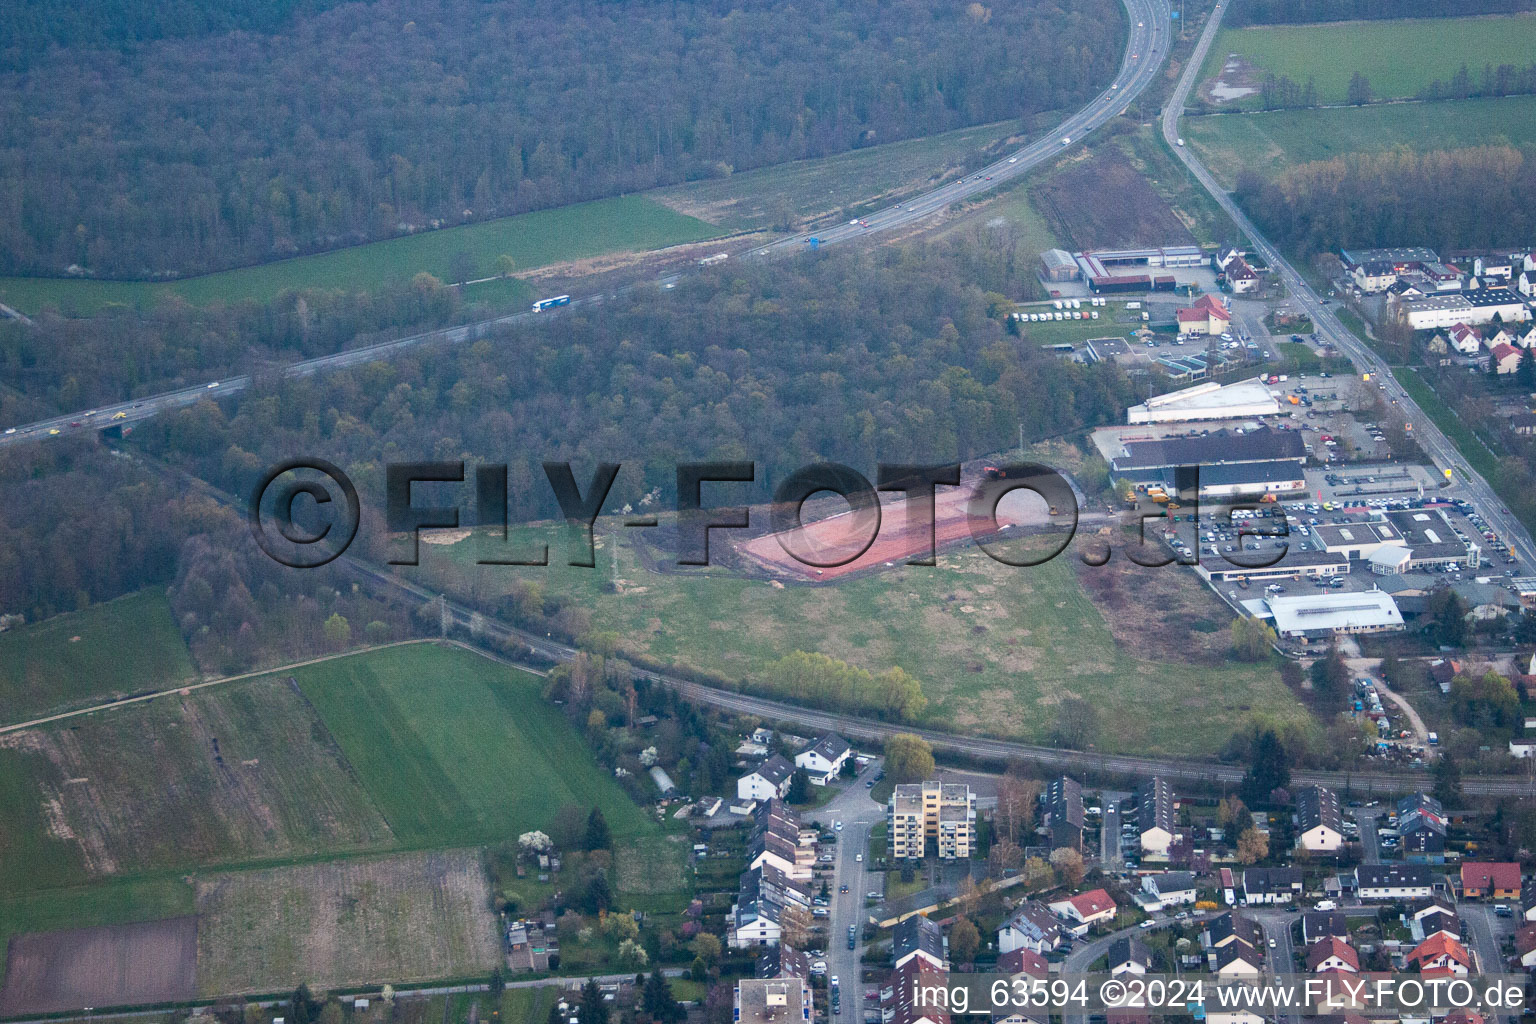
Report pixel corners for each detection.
[1141,872,1197,909]
[1048,889,1117,935]
[1107,936,1154,976]
[1405,932,1473,976]
[738,754,796,802]
[793,734,851,785]
[1490,342,1523,375]
[998,901,1066,955]
[1306,937,1359,974]
[1460,862,1521,900]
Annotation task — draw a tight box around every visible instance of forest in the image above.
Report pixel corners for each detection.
[0,235,1140,667]
[0,275,464,422]
[1227,0,1535,26]
[1233,146,1536,256]
[0,0,1121,279]
[128,237,1141,526]
[0,0,360,64]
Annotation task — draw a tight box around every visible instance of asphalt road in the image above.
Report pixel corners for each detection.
[745,0,1171,258]
[0,0,1170,452]
[1160,0,1536,572]
[804,770,886,1013]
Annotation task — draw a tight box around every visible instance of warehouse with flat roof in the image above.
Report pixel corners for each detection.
[1127,377,1281,424]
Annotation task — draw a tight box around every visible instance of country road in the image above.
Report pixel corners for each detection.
[0,0,1170,451]
[1159,0,1536,573]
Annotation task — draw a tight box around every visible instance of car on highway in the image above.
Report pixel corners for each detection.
[2,427,13,435]
[839,884,849,893]
[207,381,220,388]
[47,428,59,435]
[1008,156,1018,163]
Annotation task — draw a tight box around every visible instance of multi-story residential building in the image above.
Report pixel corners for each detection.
[1295,786,1345,853]
[1043,776,1085,852]
[889,781,975,860]
[1138,777,1176,857]
[735,977,814,1024]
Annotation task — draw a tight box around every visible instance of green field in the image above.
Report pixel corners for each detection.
[657,120,1022,231]
[1183,95,1536,187]
[0,195,722,317]
[1199,14,1536,108]
[0,590,196,724]
[291,643,656,846]
[419,524,1310,757]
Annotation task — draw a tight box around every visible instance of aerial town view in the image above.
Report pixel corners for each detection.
[5,1,1536,1024]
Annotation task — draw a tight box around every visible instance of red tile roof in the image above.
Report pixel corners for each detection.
[1067,889,1116,918]
[1406,932,1472,971]
[1461,862,1521,892]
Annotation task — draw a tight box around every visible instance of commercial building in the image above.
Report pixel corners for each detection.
[889,781,976,860]
[1393,287,1532,331]
[1203,548,1350,585]
[1126,377,1281,424]
[1256,590,1404,643]
[1340,247,1441,294]
[1076,245,1205,280]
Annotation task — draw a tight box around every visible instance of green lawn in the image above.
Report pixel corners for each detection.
[0,195,721,317]
[0,589,196,724]
[657,120,1022,231]
[291,643,657,846]
[1199,14,1536,107]
[419,528,1308,757]
[1183,95,1536,187]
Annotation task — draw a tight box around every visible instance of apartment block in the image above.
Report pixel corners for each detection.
[889,781,975,860]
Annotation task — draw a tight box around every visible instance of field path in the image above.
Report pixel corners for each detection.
[0,640,434,736]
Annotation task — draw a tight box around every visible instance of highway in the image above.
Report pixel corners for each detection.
[0,0,1170,451]
[745,0,1171,256]
[1159,0,1536,572]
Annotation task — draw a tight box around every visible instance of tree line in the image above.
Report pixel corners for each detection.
[1234,146,1536,256]
[1227,0,1535,26]
[0,0,1122,277]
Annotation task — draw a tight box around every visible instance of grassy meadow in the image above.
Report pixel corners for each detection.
[0,590,196,725]
[418,517,1311,758]
[1184,95,1536,187]
[1199,15,1536,107]
[0,195,721,317]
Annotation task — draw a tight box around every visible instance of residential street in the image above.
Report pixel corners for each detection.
[805,761,886,1010]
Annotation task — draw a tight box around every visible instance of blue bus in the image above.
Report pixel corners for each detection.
[531,294,571,312]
